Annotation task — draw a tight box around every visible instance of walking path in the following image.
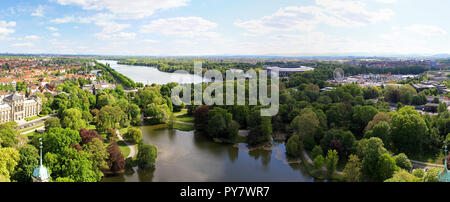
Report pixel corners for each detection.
[411,160,444,169]
[116,130,137,159]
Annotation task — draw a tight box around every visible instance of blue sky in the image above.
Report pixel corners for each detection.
[0,0,449,56]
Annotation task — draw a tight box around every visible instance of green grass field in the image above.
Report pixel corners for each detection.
[117,141,131,158]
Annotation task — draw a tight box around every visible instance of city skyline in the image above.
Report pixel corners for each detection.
[1,0,450,56]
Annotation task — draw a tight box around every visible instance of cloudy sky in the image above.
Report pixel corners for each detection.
[0,0,449,56]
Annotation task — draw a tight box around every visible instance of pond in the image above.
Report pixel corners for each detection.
[102,126,313,182]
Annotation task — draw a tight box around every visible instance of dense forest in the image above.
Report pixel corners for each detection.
[0,58,448,182]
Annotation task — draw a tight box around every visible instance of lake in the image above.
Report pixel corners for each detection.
[97,60,205,85]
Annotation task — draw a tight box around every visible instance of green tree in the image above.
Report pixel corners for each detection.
[61,108,86,131]
[127,104,141,126]
[83,138,109,171]
[44,147,102,182]
[286,135,303,158]
[97,106,126,132]
[394,153,413,172]
[290,108,320,138]
[36,128,81,154]
[136,143,157,169]
[11,145,39,182]
[325,150,339,176]
[0,122,19,148]
[124,127,143,144]
[376,153,399,181]
[423,167,440,182]
[391,106,428,155]
[0,147,20,182]
[44,117,61,132]
[352,105,378,136]
[313,155,325,170]
[360,137,388,181]
[412,169,425,178]
[364,121,392,150]
[385,169,420,182]
[311,145,323,160]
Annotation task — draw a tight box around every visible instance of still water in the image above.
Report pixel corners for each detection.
[102,126,313,182]
[97,60,205,85]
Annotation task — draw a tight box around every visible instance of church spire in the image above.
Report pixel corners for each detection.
[39,138,43,167]
[32,137,50,182]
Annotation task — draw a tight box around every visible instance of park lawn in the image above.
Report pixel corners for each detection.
[24,115,45,122]
[173,122,194,131]
[175,115,194,123]
[117,141,131,158]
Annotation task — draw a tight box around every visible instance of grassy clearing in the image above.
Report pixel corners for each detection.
[175,115,194,123]
[174,122,194,131]
[116,141,131,157]
[24,115,45,122]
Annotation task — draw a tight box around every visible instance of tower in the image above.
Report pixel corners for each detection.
[32,138,50,182]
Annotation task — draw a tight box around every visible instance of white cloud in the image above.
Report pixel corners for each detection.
[51,0,190,19]
[24,35,40,40]
[94,32,136,40]
[11,42,34,47]
[376,0,397,3]
[50,16,76,24]
[235,0,395,33]
[0,21,16,38]
[47,26,58,31]
[143,39,159,43]
[141,17,220,38]
[31,5,45,17]
[52,33,61,37]
[404,24,447,36]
